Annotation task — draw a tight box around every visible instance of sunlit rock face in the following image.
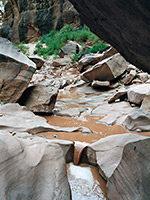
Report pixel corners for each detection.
[69,0,150,73]
[1,0,80,43]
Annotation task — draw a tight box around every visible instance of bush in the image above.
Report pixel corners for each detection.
[13,43,29,55]
[71,42,108,62]
[34,25,103,59]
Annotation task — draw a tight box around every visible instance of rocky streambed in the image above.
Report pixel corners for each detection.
[0,38,150,199]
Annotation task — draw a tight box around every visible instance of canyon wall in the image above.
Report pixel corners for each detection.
[1,0,80,43]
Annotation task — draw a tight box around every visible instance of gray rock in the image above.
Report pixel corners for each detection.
[107,138,150,200]
[0,131,71,200]
[92,101,134,126]
[0,38,36,103]
[19,80,59,113]
[81,53,128,82]
[123,109,150,131]
[60,41,83,56]
[80,133,147,180]
[127,84,150,105]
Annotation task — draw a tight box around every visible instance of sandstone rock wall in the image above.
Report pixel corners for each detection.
[69,0,150,73]
[1,0,80,43]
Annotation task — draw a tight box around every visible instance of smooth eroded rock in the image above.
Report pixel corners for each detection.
[0,131,71,200]
[80,133,147,180]
[123,109,150,131]
[107,138,150,200]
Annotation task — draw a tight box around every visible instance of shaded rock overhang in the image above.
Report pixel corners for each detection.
[69,0,150,73]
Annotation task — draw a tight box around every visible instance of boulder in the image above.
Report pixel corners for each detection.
[78,47,118,72]
[1,0,80,43]
[127,84,150,105]
[60,41,83,56]
[107,138,150,200]
[0,103,91,134]
[0,131,71,200]
[28,56,45,70]
[80,133,147,180]
[19,80,59,113]
[81,53,128,82]
[69,0,150,73]
[0,38,36,103]
[123,109,150,131]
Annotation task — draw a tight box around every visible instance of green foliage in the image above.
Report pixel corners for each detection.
[71,42,108,62]
[12,43,29,55]
[34,38,38,42]
[33,25,103,59]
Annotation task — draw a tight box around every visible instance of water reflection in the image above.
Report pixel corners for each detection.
[67,163,107,200]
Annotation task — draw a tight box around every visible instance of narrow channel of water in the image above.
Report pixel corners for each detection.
[67,163,107,200]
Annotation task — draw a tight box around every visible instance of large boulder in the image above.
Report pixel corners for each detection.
[1,0,80,43]
[19,80,59,113]
[69,0,150,73]
[0,37,36,103]
[80,133,147,180]
[0,131,71,200]
[81,53,128,82]
[107,138,150,200]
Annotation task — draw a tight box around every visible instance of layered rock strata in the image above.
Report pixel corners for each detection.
[1,0,80,43]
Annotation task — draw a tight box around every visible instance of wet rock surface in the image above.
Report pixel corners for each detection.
[69,0,150,73]
[0,38,36,103]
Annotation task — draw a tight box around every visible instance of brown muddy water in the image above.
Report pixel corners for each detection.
[37,81,150,200]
